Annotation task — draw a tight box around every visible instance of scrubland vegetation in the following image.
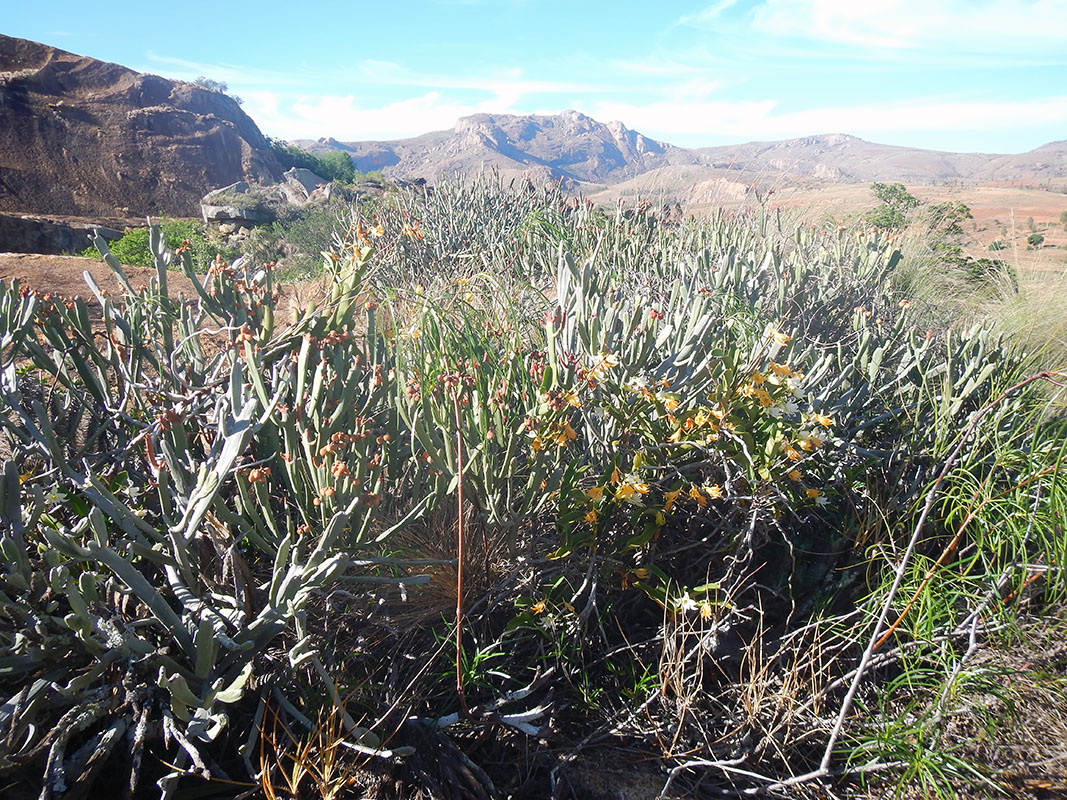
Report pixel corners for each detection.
[1,177,1065,799]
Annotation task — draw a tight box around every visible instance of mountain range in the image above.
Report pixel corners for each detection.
[1,32,1064,224]
[297,111,1067,192]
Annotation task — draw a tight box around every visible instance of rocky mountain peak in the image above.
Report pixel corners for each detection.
[307,111,688,186]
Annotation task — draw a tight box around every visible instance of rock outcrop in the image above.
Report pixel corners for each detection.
[0,213,122,255]
[0,34,282,218]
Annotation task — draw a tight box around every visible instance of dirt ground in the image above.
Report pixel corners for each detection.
[766,182,1067,276]
[0,252,199,300]
[0,251,326,324]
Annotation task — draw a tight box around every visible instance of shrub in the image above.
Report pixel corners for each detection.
[1028,232,1045,247]
[193,75,242,105]
[267,139,383,186]
[78,218,237,271]
[241,204,347,278]
[3,183,1064,799]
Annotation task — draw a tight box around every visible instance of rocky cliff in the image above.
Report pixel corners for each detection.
[0,34,281,218]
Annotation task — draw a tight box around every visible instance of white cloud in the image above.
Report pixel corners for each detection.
[242,90,507,141]
[587,94,1067,146]
[678,0,746,27]
[682,0,1067,62]
[243,77,1067,149]
[143,52,309,88]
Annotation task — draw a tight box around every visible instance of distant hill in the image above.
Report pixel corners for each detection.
[299,116,1067,191]
[296,110,704,187]
[1,32,1062,222]
[0,34,281,218]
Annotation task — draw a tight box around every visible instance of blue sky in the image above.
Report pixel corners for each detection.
[7,0,1066,153]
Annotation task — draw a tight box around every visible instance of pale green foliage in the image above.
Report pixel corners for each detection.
[1,181,1064,797]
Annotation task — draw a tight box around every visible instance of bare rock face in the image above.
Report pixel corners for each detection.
[0,34,282,218]
[296,110,699,187]
[296,111,1067,192]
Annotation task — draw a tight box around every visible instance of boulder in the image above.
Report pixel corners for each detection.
[200,181,275,225]
[0,213,123,255]
[283,168,329,200]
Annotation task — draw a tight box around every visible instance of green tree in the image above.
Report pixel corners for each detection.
[193,75,243,105]
[315,150,357,184]
[866,182,920,229]
[1027,232,1045,247]
[267,139,359,185]
[928,201,972,237]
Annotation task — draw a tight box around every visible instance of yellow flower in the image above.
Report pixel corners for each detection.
[663,395,681,412]
[667,427,684,443]
[750,369,766,386]
[770,361,793,377]
[756,389,774,408]
[563,389,581,407]
[586,485,605,501]
[771,329,792,345]
[616,478,651,501]
[555,422,578,446]
[800,436,822,452]
[805,487,822,499]
[529,435,544,452]
[630,381,655,402]
[700,602,714,621]
[693,409,711,427]
[584,510,598,525]
[664,487,682,512]
[785,445,802,461]
[589,351,620,380]
[704,484,723,499]
[372,225,385,237]
[632,567,650,579]
[610,465,623,485]
[788,469,803,482]
[532,600,546,614]
[814,413,833,428]
[688,486,707,507]
[464,292,475,302]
